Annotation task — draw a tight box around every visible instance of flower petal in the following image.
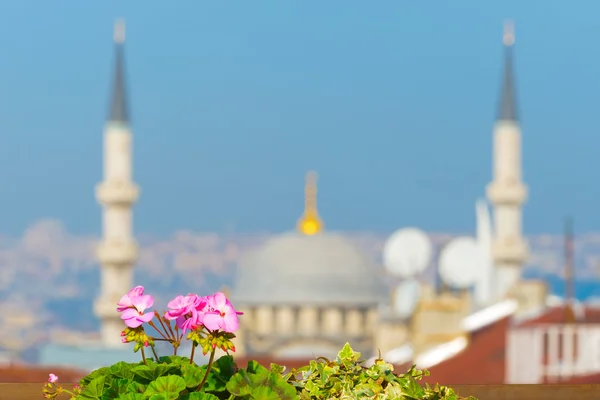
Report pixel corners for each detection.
[139,312,154,323]
[202,312,224,331]
[116,294,133,312]
[128,286,145,297]
[210,292,228,309]
[120,308,139,321]
[124,317,143,328]
[132,294,154,312]
[167,295,185,310]
[224,314,239,332]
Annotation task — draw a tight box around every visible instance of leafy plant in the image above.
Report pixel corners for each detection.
[283,343,477,400]
[41,284,476,399]
[42,343,476,400]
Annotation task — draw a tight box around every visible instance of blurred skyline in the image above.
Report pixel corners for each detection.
[0,0,599,236]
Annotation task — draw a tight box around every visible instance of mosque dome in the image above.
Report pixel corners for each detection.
[232,231,387,306]
[231,171,386,307]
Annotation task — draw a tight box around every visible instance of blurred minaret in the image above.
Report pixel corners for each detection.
[94,19,140,347]
[485,21,528,300]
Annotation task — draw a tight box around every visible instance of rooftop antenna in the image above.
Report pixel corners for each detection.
[383,228,433,279]
[438,236,482,293]
[564,216,576,323]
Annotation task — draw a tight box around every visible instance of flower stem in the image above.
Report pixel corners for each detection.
[141,346,147,365]
[151,345,160,361]
[190,343,196,364]
[196,347,216,392]
[149,318,170,341]
[164,316,177,338]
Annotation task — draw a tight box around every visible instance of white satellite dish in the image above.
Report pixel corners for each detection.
[438,236,482,289]
[383,228,433,278]
[392,279,421,319]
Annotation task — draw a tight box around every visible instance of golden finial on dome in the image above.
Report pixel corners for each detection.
[296,171,323,236]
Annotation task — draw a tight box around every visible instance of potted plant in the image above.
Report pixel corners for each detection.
[42,285,476,399]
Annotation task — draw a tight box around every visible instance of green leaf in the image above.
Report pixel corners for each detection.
[116,394,144,400]
[203,355,236,392]
[270,363,285,375]
[131,365,154,381]
[109,362,136,380]
[337,343,354,361]
[143,375,187,400]
[401,376,426,399]
[131,364,180,382]
[111,378,131,393]
[181,363,205,388]
[226,366,298,400]
[78,375,106,400]
[179,393,220,400]
[159,355,191,365]
[79,367,110,387]
[126,381,147,393]
[246,359,268,375]
[148,395,171,400]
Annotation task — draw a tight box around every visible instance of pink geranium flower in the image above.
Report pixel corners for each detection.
[117,286,145,312]
[120,294,155,328]
[48,373,58,383]
[202,292,243,333]
[164,294,206,333]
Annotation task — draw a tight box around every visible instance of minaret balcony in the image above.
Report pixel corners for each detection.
[97,241,138,266]
[492,237,528,265]
[96,181,139,205]
[486,180,527,205]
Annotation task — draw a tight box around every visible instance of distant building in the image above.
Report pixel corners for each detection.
[231,171,388,358]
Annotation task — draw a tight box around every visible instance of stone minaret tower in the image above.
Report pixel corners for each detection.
[93,19,140,347]
[485,21,528,300]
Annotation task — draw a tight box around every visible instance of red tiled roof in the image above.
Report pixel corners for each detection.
[583,307,600,323]
[516,305,600,327]
[417,316,510,385]
[0,364,86,383]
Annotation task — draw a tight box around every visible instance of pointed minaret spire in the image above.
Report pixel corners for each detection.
[109,18,129,123]
[486,19,528,301]
[498,20,517,121]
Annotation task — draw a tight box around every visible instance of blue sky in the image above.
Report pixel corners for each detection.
[0,0,598,236]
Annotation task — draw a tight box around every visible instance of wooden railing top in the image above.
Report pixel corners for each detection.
[4,383,599,400]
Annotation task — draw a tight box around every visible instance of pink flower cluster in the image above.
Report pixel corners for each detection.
[116,285,243,334]
[164,291,243,333]
[117,286,155,328]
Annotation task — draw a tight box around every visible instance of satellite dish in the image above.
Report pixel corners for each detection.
[392,279,421,319]
[383,228,432,278]
[438,236,481,289]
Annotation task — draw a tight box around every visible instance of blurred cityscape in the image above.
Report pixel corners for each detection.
[1,219,599,363]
